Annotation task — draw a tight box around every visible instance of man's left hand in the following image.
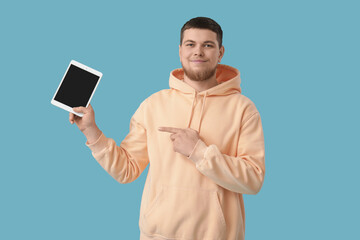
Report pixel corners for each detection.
[158,127,200,157]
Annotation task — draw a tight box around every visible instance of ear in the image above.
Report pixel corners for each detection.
[218,46,225,63]
[179,44,182,59]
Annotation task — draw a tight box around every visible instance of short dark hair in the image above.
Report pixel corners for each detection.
[180,17,223,47]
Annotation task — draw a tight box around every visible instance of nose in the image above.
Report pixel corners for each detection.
[194,45,204,56]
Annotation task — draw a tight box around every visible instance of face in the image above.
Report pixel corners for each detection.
[179,28,224,81]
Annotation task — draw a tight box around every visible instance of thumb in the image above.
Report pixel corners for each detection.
[73,106,87,114]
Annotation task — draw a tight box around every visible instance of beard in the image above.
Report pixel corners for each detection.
[181,63,217,82]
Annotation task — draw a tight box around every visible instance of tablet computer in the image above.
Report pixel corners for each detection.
[51,60,103,117]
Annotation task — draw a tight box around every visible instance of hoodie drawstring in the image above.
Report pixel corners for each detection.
[187,91,197,128]
[187,91,207,133]
[198,92,207,132]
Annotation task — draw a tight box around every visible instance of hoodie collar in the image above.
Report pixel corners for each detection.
[168,64,241,133]
[169,64,241,96]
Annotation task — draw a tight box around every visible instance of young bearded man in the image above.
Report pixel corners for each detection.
[69,17,265,240]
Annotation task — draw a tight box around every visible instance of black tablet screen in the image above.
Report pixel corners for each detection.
[54,64,100,107]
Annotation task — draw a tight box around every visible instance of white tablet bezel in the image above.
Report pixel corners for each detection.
[51,60,103,117]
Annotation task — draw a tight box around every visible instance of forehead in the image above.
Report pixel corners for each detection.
[182,28,218,43]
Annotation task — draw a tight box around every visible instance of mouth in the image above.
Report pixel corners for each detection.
[190,59,208,63]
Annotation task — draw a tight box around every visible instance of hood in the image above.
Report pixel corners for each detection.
[168,64,242,133]
[169,64,241,96]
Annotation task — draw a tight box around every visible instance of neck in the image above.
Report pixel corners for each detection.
[183,74,218,92]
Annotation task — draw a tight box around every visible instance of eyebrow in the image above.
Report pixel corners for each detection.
[183,40,217,45]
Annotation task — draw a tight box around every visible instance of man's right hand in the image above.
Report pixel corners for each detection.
[69,104,102,144]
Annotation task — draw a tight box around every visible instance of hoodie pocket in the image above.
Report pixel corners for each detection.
[141,186,226,240]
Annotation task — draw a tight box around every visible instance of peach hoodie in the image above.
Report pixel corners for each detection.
[86,64,265,240]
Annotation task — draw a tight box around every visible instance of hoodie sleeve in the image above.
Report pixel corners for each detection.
[86,102,149,184]
[189,112,265,195]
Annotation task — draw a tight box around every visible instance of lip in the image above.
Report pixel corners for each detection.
[190,59,207,63]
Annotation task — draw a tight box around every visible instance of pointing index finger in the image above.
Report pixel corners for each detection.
[158,127,181,134]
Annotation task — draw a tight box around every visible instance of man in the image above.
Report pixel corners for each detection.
[69,17,265,240]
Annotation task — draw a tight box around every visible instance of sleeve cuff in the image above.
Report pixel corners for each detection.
[188,139,208,164]
[85,132,109,153]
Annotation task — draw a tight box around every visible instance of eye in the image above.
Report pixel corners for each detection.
[186,43,194,47]
[204,44,214,48]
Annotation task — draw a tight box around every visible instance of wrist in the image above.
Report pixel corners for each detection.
[188,139,208,164]
[83,125,102,144]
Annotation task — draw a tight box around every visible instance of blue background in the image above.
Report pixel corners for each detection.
[1,0,359,239]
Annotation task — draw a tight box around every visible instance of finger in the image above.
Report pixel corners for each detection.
[170,133,177,141]
[69,112,75,124]
[158,127,181,134]
[73,106,87,114]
